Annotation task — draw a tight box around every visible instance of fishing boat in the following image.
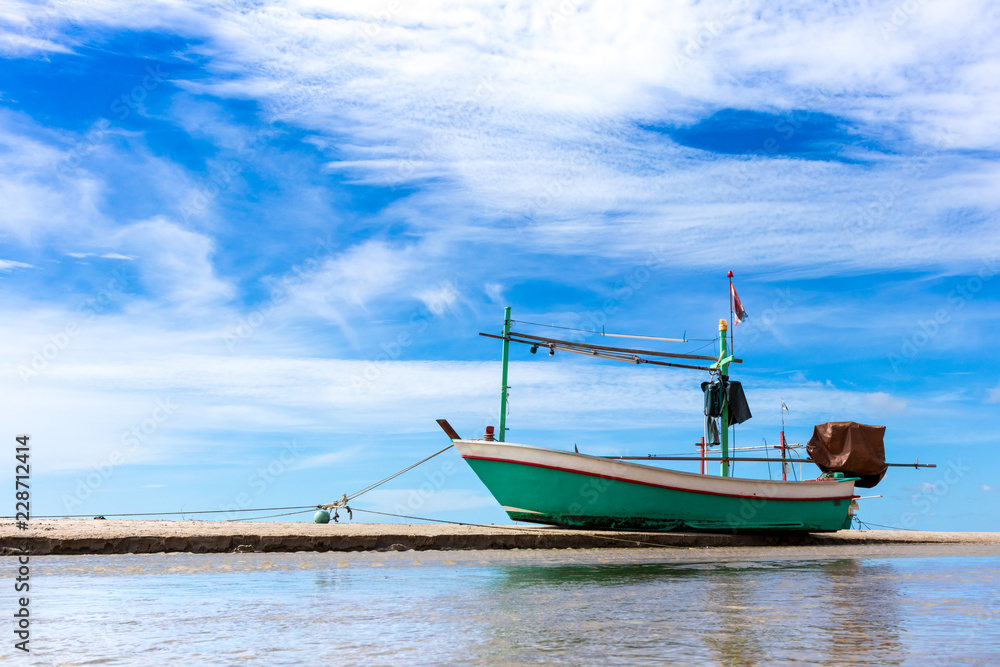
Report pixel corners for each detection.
[437,282,933,533]
[450,436,856,531]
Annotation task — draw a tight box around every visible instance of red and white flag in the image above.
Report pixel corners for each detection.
[730,282,748,325]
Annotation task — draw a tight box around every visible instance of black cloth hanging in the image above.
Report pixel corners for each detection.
[701,380,725,418]
[702,377,752,425]
[707,417,720,445]
[725,380,752,425]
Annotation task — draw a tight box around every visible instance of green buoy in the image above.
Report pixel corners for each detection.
[313,510,330,524]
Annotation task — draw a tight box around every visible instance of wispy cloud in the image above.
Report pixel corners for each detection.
[0,32,73,57]
[285,446,364,473]
[113,217,233,314]
[5,1,997,273]
[0,259,33,272]
[906,482,938,494]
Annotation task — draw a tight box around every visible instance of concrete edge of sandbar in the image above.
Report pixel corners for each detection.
[2,521,998,555]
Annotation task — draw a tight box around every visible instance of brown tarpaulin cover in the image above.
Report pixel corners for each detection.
[807,421,888,488]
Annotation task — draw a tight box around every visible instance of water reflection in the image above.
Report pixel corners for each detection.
[475,558,904,665]
[818,560,903,664]
[12,550,998,666]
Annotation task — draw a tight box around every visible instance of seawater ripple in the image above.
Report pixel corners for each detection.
[4,545,999,665]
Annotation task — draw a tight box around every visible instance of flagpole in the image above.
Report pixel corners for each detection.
[727,270,735,357]
[726,271,734,478]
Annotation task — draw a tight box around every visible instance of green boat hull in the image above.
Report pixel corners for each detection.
[464,453,852,533]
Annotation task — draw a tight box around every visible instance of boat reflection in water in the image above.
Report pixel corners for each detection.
[474,553,908,665]
[25,549,998,664]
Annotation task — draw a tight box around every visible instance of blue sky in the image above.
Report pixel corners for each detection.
[0,1,998,531]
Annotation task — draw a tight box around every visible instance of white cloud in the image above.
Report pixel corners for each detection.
[907,482,938,494]
[741,382,910,425]
[983,485,997,492]
[113,216,233,314]
[484,283,504,303]
[285,446,363,472]
[65,252,136,260]
[279,240,427,336]
[0,31,73,57]
[0,285,988,482]
[0,113,108,244]
[863,391,909,416]
[0,259,34,272]
[2,2,1000,274]
[415,281,458,316]
[188,1,1000,272]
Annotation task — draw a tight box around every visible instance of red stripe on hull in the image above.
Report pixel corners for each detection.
[461,454,854,502]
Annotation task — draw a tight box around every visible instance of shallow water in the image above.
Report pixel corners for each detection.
[4,545,999,665]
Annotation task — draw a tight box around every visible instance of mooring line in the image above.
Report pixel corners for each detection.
[342,444,455,502]
[350,507,688,549]
[4,445,456,522]
[317,444,457,520]
[5,445,456,522]
[853,519,919,531]
[225,509,319,522]
[3,505,320,520]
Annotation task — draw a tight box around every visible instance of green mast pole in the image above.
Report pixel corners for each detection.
[499,306,512,442]
[718,318,731,477]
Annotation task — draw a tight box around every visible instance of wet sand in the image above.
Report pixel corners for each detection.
[2,519,999,555]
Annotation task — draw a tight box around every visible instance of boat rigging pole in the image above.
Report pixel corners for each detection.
[779,398,789,481]
[499,306,512,442]
[480,331,742,368]
[718,318,731,477]
[600,455,935,467]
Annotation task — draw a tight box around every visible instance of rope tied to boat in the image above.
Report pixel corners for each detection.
[318,443,455,521]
